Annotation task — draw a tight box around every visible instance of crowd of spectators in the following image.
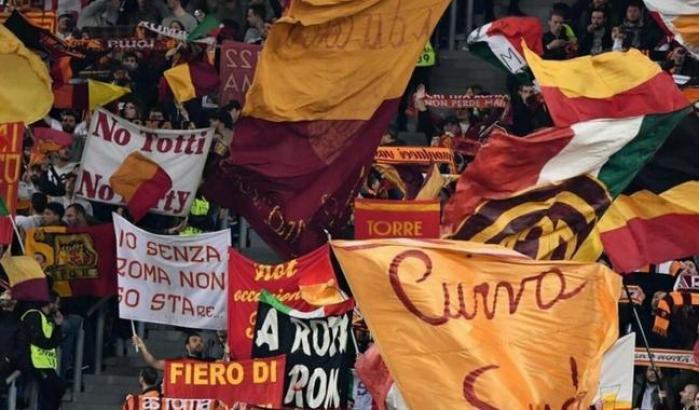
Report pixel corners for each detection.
[0,0,697,408]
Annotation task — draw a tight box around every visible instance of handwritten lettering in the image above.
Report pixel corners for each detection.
[388,250,587,325]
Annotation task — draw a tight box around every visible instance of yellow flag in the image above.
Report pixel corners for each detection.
[0,25,53,124]
[332,239,620,409]
[244,0,450,121]
[88,79,130,109]
[415,164,445,200]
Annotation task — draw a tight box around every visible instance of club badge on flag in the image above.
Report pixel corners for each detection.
[354,199,440,239]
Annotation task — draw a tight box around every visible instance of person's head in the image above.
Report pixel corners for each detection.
[169,20,185,31]
[29,164,45,183]
[592,0,607,8]
[670,46,688,66]
[122,51,139,72]
[651,290,667,310]
[645,367,662,384]
[148,108,165,123]
[42,290,61,315]
[548,10,565,34]
[61,111,78,133]
[64,173,77,194]
[590,9,606,27]
[42,202,65,226]
[694,391,699,409]
[465,84,483,98]
[166,0,182,10]
[121,101,140,121]
[57,145,72,162]
[680,384,699,407]
[518,83,535,102]
[65,203,88,228]
[138,367,159,389]
[216,330,227,345]
[443,116,461,136]
[30,192,48,215]
[625,2,643,23]
[184,332,205,357]
[224,100,242,124]
[57,13,75,33]
[247,4,266,27]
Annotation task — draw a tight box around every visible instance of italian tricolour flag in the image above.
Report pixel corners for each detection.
[467,17,543,74]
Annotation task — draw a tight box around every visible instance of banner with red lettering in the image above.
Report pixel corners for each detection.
[163,357,286,408]
[76,108,213,216]
[0,123,23,245]
[220,41,260,106]
[634,348,698,370]
[114,213,230,330]
[354,199,440,239]
[228,245,342,359]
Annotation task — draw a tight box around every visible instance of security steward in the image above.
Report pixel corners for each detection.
[21,290,65,410]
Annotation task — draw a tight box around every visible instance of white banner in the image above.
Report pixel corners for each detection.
[138,21,216,45]
[594,333,635,409]
[114,213,230,330]
[77,108,213,216]
[634,348,698,370]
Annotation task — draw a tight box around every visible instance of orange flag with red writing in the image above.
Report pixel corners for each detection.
[332,239,620,409]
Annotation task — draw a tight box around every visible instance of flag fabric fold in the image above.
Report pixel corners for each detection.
[0,25,53,125]
[0,256,49,302]
[444,48,690,263]
[203,0,450,257]
[53,80,130,110]
[523,45,688,127]
[163,61,219,103]
[3,10,84,59]
[599,114,699,272]
[467,16,543,75]
[33,127,73,147]
[109,152,173,222]
[331,238,620,409]
[644,0,699,58]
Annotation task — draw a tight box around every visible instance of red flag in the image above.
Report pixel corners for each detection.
[33,127,73,147]
[356,344,393,410]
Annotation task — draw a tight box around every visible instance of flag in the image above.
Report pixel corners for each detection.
[598,114,699,272]
[33,127,73,147]
[594,333,635,409]
[163,61,219,103]
[355,344,393,410]
[25,224,117,298]
[0,256,49,302]
[203,0,450,258]
[467,17,543,75]
[53,80,130,110]
[415,164,446,200]
[443,108,689,260]
[187,14,221,41]
[645,0,699,58]
[0,25,53,125]
[87,79,130,109]
[444,49,691,261]
[3,10,83,59]
[109,152,173,222]
[354,199,441,239]
[523,45,688,127]
[0,123,24,245]
[331,239,620,409]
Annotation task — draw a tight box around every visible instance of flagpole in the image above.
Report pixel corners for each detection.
[622,282,663,385]
[9,217,25,255]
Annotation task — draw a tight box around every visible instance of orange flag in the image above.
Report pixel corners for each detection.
[332,239,620,409]
[109,152,172,221]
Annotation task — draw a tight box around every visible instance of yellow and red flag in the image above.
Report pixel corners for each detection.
[332,239,620,409]
[203,0,450,258]
[109,152,173,222]
[0,256,49,302]
[523,45,687,127]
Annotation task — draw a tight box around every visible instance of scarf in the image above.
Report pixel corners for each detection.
[653,291,699,336]
[424,94,509,109]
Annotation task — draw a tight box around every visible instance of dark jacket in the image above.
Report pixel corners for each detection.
[21,310,62,352]
[579,26,613,56]
[543,31,573,60]
[0,310,30,376]
[632,373,676,410]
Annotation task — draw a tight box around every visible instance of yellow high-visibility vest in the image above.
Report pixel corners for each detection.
[21,310,57,370]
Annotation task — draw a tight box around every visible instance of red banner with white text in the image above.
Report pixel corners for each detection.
[0,123,23,245]
[220,41,260,106]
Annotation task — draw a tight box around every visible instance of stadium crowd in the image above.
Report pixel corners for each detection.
[0,0,697,409]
